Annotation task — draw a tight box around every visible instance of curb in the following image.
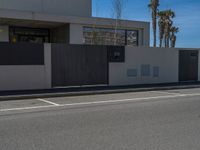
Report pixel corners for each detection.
[1,84,200,101]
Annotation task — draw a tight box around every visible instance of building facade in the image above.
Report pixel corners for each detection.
[0,0,150,46]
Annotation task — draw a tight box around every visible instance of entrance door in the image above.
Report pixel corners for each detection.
[179,50,199,82]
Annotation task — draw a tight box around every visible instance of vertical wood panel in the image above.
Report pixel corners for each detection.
[52,44,108,87]
[179,50,198,82]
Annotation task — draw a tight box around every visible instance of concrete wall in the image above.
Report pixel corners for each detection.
[0,43,52,91]
[0,25,9,42]
[0,43,199,91]
[0,0,91,17]
[69,24,83,44]
[109,47,179,86]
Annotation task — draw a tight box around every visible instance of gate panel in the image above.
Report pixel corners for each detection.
[179,50,198,82]
[52,44,108,87]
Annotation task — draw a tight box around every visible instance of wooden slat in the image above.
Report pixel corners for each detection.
[51,44,108,87]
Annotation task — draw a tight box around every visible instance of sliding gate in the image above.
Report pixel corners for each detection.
[179,50,199,82]
[51,44,108,87]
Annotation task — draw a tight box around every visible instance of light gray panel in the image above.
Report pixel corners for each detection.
[153,66,159,77]
[141,64,151,77]
[127,69,137,77]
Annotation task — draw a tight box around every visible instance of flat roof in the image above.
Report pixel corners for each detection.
[0,8,149,29]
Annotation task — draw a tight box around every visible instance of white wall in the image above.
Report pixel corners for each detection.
[109,47,179,86]
[0,43,52,91]
[0,25,9,42]
[0,0,91,17]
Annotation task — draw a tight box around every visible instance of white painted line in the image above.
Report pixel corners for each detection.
[37,98,60,106]
[0,105,55,112]
[60,94,188,107]
[150,91,180,95]
[1,93,200,112]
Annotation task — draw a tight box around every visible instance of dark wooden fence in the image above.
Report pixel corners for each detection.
[179,50,199,82]
[51,44,109,87]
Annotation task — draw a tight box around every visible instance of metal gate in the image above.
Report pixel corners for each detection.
[179,50,199,82]
[51,44,108,87]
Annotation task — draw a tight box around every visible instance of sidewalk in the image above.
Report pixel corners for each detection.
[1,82,200,101]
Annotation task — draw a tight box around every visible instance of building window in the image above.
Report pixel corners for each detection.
[83,27,138,46]
[9,27,50,43]
[127,30,138,46]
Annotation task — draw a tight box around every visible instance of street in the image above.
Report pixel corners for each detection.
[1,88,200,150]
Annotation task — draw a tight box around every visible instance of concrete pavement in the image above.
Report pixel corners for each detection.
[0,88,200,150]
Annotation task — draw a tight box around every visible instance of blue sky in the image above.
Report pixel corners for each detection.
[92,0,200,48]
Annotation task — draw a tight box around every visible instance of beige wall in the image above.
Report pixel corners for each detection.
[0,43,52,91]
[109,47,179,86]
[0,25,9,42]
[0,0,91,17]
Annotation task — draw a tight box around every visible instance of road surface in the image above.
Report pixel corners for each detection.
[0,88,200,150]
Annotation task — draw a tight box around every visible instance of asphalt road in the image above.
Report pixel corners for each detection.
[1,88,200,150]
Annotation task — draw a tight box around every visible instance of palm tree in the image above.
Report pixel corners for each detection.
[157,11,166,47]
[170,26,179,48]
[163,10,175,48]
[148,0,159,47]
[158,10,175,48]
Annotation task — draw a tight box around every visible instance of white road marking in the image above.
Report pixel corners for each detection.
[150,91,180,95]
[0,105,55,112]
[1,93,200,112]
[59,94,188,107]
[37,98,60,106]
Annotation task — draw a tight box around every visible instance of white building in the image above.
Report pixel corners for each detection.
[0,0,150,46]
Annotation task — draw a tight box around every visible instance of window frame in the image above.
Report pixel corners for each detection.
[83,26,139,46]
[9,26,50,43]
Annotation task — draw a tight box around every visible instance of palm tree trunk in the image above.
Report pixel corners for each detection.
[174,36,176,47]
[152,11,157,47]
[159,35,163,47]
[171,35,176,48]
[159,39,162,47]
[167,35,170,47]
